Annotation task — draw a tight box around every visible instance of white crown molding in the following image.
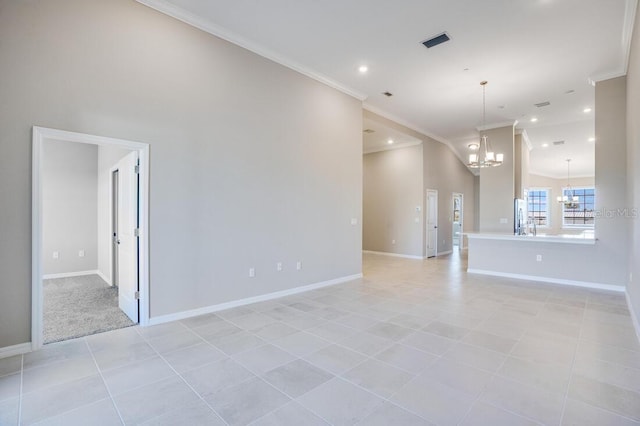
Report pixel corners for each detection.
[136,0,367,101]
[477,121,517,132]
[362,103,469,166]
[622,0,639,74]
[521,130,534,152]
[363,140,422,155]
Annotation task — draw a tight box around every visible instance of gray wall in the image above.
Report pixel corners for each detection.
[594,76,628,288]
[363,145,424,257]
[42,141,98,275]
[0,0,362,348]
[627,4,640,329]
[97,145,132,284]
[362,110,477,256]
[479,125,515,233]
[528,174,595,235]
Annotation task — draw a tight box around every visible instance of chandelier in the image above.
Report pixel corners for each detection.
[557,159,580,209]
[468,81,504,168]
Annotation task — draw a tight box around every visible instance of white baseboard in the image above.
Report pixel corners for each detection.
[467,268,625,293]
[147,273,364,326]
[437,250,453,256]
[95,270,111,286]
[362,250,425,260]
[43,270,99,280]
[0,342,32,359]
[626,291,640,343]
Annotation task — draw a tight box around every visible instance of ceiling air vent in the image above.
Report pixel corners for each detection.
[422,32,451,48]
[553,140,565,146]
[535,101,551,108]
[382,91,393,97]
[363,129,375,134]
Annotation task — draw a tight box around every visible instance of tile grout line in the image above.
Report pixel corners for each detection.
[135,324,231,426]
[456,293,551,426]
[83,338,127,426]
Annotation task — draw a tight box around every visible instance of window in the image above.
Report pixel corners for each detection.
[527,189,549,227]
[562,187,595,228]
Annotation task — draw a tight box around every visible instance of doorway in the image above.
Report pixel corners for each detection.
[452,193,463,250]
[32,126,149,350]
[426,189,438,258]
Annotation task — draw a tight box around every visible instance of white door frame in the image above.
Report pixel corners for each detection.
[31,126,150,350]
[426,189,438,258]
[452,192,464,250]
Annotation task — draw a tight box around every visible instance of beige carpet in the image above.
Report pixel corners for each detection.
[43,274,135,344]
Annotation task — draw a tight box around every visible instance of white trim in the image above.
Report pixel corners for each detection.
[466,233,596,245]
[42,270,99,280]
[363,140,422,155]
[626,290,640,343]
[467,268,624,292]
[135,0,366,101]
[147,273,363,326]
[362,250,425,260]
[622,0,639,74]
[0,342,32,359]
[521,130,533,152]
[96,269,111,286]
[32,126,151,351]
[437,250,453,256]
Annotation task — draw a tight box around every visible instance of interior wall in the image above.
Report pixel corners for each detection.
[42,140,98,276]
[362,110,477,256]
[363,145,424,257]
[627,3,640,331]
[97,145,132,284]
[479,125,516,233]
[528,174,595,235]
[594,76,629,289]
[0,0,362,348]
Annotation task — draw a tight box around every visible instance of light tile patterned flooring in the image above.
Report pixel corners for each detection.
[1,252,640,425]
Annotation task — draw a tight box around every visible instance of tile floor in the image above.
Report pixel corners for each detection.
[1,252,640,425]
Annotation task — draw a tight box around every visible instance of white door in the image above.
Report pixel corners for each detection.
[452,193,463,249]
[426,189,438,258]
[116,151,139,323]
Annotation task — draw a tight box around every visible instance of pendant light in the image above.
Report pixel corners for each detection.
[468,81,504,168]
[557,159,580,208]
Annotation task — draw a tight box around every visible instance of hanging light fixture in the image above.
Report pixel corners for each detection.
[468,81,504,168]
[557,159,580,209]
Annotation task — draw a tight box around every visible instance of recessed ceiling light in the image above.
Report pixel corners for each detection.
[468,143,479,150]
[584,107,592,113]
[542,143,549,148]
[588,137,595,142]
[530,117,538,123]
[358,65,368,74]
[387,139,394,145]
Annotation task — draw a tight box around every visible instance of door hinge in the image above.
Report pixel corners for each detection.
[134,228,140,237]
[135,291,140,300]
[134,165,140,174]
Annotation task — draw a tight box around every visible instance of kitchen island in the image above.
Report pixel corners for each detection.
[465,232,624,292]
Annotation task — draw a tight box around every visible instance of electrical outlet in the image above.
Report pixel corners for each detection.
[52,251,59,259]
[249,268,255,278]
[276,262,282,271]
[536,254,542,262]
[392,239,396,244]
[78,250,85,258]
[500,218,508,224]
[296,261,302,270]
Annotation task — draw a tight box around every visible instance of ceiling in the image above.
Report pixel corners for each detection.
[139,0,637,178]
